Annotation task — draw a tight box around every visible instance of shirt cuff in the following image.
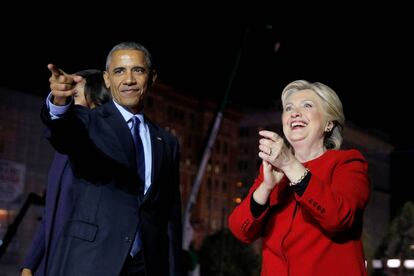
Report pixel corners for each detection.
[292,171,312,196]
[250,195,268,218]
[46,92,72,119]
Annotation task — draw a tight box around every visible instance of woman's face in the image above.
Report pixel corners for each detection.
[282,89,327,149]
[73,79,88,107]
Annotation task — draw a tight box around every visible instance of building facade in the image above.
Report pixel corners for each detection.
[0,89,54,273]
[0,84,393,273]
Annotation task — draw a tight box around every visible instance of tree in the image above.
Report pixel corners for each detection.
[199,229,260,276]
[376,201,414,275]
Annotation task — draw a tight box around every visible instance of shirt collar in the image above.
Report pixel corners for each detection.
[112,100,144,125]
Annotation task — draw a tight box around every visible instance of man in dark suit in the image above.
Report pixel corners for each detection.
[41,42,183,276]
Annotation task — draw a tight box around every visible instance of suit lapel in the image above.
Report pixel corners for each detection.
[90,102,135,169]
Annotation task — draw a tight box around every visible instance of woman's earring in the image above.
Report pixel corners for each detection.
[326,122,333,132]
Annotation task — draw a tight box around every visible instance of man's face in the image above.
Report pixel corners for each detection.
[104,49,154,113]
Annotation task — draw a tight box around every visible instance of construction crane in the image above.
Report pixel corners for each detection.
[182,27,250,251]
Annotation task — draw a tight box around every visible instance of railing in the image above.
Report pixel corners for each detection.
[0,193,44,259]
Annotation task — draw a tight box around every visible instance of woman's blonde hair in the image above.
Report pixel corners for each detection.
[281,80,345,149]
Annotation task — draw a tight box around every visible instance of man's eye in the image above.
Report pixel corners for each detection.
[134,68,145,73]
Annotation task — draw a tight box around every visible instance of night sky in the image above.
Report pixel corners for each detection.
[1,6,412,149]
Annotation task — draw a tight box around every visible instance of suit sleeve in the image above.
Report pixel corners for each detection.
[228,165,286,243]
[41,102,91,155]
[168,137,184,276]
[296,149,370,233]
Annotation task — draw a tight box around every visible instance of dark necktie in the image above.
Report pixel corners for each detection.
[130,116,145,256]
[132,116,145,184]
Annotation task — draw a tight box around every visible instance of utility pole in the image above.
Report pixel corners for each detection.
[182,26,250,253]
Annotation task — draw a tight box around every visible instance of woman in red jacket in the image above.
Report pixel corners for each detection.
[228,80,370,276]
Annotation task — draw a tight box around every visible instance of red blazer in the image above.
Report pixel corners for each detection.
[228,149,370,276]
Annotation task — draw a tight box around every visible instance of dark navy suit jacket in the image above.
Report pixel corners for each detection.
[22,152,74,275]
[40,101,183,276]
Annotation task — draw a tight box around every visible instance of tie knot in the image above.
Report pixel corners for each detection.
[132,116,141,126]
[131,116,141,132]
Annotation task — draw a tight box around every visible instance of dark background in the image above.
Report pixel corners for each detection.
[1,6,412,209]
[1,6,412,148]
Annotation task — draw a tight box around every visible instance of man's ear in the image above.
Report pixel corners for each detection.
[150,70,158,86]
[103,71,111,89]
